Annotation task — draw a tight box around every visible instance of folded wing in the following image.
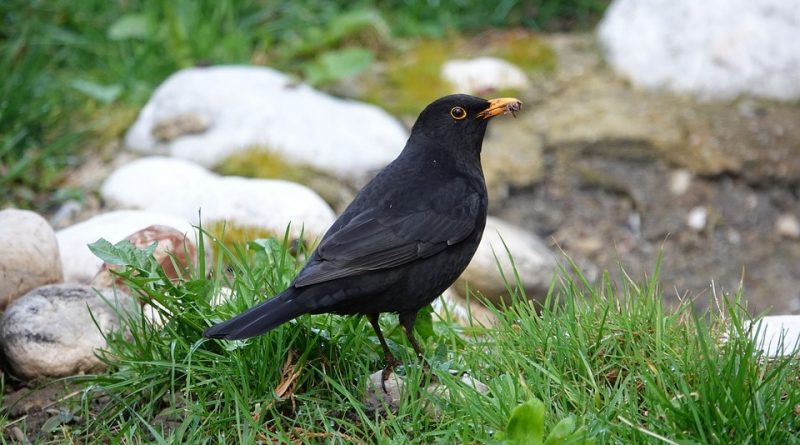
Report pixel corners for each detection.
[294,187,482,287]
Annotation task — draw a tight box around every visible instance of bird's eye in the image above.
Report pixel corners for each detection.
[450,106,467,120]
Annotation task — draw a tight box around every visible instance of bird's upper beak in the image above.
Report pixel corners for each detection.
[477,97,523,120]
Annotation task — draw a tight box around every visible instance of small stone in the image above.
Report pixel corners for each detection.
[726,229,742,245]
[365,370,404,412]
[669,169,692,195]
[364,369,489,416]
[441,57,530,95]
[571,236,604,255]
[0,284,136,379]
[0,209,63,310]
[686,206,707,231]
[775,214,800,239]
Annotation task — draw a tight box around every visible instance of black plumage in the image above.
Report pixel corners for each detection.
[204,94,522,378]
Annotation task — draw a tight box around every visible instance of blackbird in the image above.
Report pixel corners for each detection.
[204,94,522,380]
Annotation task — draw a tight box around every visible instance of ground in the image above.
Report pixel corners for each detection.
[487,34,800,314]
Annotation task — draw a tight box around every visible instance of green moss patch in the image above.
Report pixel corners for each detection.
[214,147,316,183]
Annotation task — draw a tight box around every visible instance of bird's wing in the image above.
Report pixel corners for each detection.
[293,187,482,287]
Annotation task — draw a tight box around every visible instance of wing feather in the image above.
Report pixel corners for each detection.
[294,189,482,287]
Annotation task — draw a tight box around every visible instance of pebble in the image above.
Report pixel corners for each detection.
[686,206,707,231]
[775,214,800,239]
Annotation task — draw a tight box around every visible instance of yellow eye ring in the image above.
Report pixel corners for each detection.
[450,106,467,120]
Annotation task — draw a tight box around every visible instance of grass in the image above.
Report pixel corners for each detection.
[1,0,609,211]
[3,232,798,443]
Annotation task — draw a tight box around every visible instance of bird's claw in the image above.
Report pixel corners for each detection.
[380,356,399,393]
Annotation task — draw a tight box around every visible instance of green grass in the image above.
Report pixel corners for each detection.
[5,232,797,443]
[1,0,608,211]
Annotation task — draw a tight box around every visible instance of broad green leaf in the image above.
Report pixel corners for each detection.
[108,14,151,40]
[304,48,373,86]
[507,398,545,445]
[88,238,128,265]
[327,9,389,43]
[88,238,159,272]
[543,416,575,445]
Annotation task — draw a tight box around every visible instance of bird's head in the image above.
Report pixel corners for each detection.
[409,94,522,157]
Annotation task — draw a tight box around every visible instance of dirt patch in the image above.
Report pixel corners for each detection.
[2,381,106,443]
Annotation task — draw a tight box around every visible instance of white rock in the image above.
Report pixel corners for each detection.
[101,156,335,239]
[456,216,557,306]
[686,206,707,231]
[441,57,530,94]
[0,284,136,379]
[0,209,63,310]
[125,66,407,182]
[775,214,800,239]
[57,210,196,284]
[669,169,692,195]
[749,315,800,357]
[598,0,800,100]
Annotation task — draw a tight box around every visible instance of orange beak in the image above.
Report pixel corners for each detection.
[476,97,523,119]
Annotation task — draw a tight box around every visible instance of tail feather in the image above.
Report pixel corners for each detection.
[204,292,304,340]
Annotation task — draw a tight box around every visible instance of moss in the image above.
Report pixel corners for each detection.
[207,221,281,249]
[215,147,315,183]
[214,146,352,210]
[483,31,556,72]
[92,105,141,143]
[361,30,555,116]
[362,39,455,115]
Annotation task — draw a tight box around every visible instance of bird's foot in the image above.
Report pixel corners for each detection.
[380,356,400,393]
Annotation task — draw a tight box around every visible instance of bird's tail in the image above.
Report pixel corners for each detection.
[203,290,305,340]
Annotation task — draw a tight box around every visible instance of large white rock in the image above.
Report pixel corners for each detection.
[0,284,136,379]
[456,216,557,305]
[441,57,530,94]
[598,0,800,100]
[100,156,335,239]
[125,65,407,182]
[57,210,196,284]
[0,209,63,309]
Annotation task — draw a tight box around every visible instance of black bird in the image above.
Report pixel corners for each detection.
[204,94,522,380]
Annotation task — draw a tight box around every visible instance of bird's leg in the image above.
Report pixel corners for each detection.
[399,311,434,385]
[367,314,398,392]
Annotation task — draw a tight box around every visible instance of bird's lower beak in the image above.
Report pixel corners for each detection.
[477,97,523,120]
